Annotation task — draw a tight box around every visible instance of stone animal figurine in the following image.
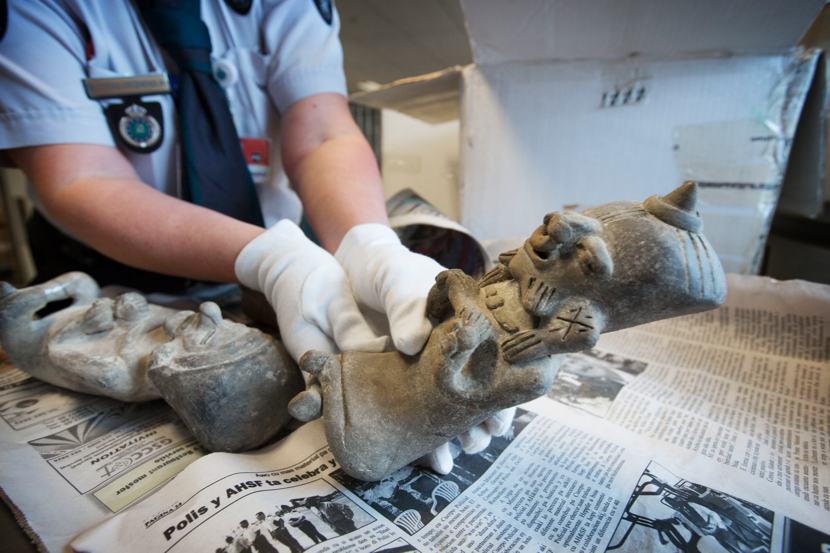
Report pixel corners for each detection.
[0,272,176,401]
[0,273,303,452]
[288,182,727,481]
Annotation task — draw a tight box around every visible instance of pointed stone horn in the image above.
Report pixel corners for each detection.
[643,181,703,233]
[662,181,698,214]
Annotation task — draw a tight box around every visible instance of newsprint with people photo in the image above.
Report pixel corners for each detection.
[0,274,827,553]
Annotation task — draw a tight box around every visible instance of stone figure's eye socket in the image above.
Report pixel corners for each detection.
[576,237,613,277]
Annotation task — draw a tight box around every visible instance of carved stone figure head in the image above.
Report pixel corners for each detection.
[148,302,304,452]
[508,181,726,334]
[0,273,175,401]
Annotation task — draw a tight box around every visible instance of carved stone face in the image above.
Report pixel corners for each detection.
[151,302,272,370]
[508,210,613,318]
[147,302,304,453]
[509,184,726,334]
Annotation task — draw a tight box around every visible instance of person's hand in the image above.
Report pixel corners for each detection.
[417,408,517,474]
[334,224,445,355]
[235,220,390,362]
[335,224,517,473]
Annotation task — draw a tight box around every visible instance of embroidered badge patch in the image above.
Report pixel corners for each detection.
[106,101,164,154]
[313,0,333,25]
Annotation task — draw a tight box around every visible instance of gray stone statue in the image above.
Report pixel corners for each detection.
[288,182,727,481]
[0,272,175,401]
[148,302,303,452]
[0,273,303,452]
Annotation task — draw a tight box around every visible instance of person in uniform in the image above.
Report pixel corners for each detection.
[250,512,281,553]
[288,515,327,544]
[0,0,512,471]
[269,517,304,553]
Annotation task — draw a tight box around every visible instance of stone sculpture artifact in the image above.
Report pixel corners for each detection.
[0,272,176,402]
[147,302,303,452]
[287,182,727,481]
[0,182,726,479]
[0,272,303,452]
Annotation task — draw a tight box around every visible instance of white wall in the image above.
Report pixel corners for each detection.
[380,109,461,222]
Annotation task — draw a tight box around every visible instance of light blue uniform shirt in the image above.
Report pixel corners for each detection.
[0,0,348,233]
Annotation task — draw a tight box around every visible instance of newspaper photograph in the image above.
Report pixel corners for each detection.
[546,350,648,418]
[608,461,775,552]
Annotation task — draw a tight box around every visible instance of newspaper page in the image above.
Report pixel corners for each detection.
[71,409,649,553]
[586,275,830,509]
[70,396,829,553]
[71,275,830,553]
[0,354,207,552]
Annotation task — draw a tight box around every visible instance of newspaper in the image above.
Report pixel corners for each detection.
[0,274,828,552]
[0,361,206,552]
[387,189,491,279]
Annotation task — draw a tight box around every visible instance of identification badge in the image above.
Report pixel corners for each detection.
[83,74,171,99]
[83,74,170,155]
[105,101,164,154]
[240,137,271,184]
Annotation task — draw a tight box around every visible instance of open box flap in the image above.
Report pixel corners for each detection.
[460,0,825,65]
[349,67,465,125]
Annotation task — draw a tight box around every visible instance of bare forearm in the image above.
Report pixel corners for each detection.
[49,176,264,282]
[281,94,389,253]
[291,133,388,252]
[10,143,264,283]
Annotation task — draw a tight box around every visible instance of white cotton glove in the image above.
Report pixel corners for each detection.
[235,220,390,363]
[417,442,453,475]
[335,224,445,355]
[417,407,515,474]
[335,224,517,474]
[459,407,517,454]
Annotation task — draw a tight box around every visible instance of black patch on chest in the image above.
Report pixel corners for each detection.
[313,0,333,25]
[0,0,7,43]
[224,0,252,15]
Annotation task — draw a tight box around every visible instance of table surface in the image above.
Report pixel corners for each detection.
[0,497,39,553]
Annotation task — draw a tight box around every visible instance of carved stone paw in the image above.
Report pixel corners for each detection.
[441,307,494,356]
[501,329,550,364]
[520,276,557,316]
[428,269,478,319]
[502,304,599,363]
[546,306,600,352]
[479,263,512,288]
[288,378,323,422]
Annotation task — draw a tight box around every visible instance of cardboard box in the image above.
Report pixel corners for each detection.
[352,0,827,274]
